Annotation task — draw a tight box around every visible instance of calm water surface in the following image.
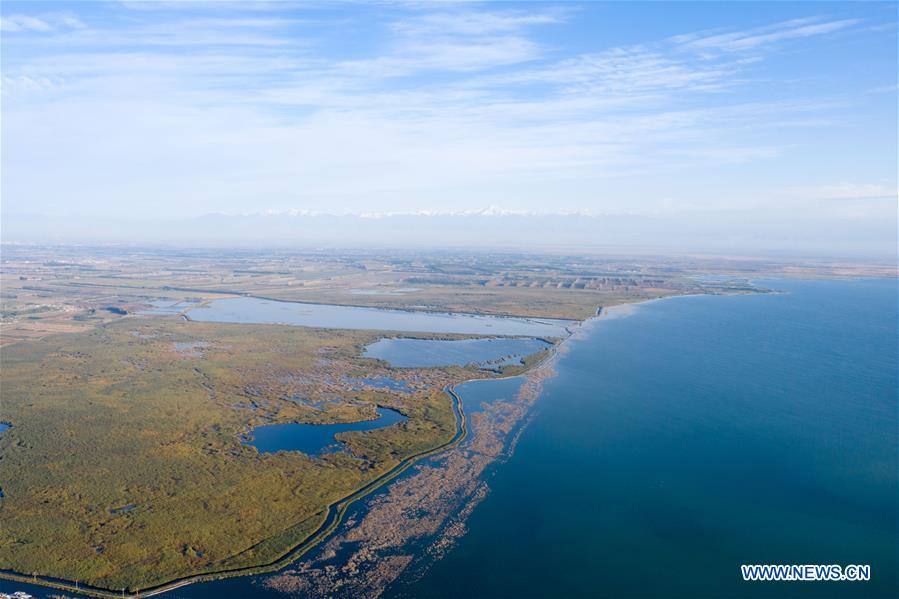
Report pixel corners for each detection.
[364,337,551,368]
[392,278,898,598]
[345,375,418,393]
[454,376,527,415]
[245,407,407,455]
[139,299,200,315]
[188,297,572,336]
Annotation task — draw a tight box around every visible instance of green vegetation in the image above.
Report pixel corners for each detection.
[0,318,468,591]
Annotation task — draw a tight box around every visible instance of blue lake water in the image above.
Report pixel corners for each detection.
[392,278,898,598]
[364,337,551,368]
[454,376,526,415]
[244,407,407,456]
[187,297,572,336]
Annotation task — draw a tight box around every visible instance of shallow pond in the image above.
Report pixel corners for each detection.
[454,376,526,415]
[109,503,138,515]
[139,299,201,315]
[344,375,417,393]
[187,297,572,336]
[245,407,407,456]
[364,337,551,368]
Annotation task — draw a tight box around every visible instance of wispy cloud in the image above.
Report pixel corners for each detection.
[392,10,564,36]
[338,36,542,76]
[672,16,862,53]
[1,14,52,32]
[1,12,85,33]
[338,8,559,76]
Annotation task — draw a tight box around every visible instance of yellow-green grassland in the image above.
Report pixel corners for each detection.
[0,317,528,591]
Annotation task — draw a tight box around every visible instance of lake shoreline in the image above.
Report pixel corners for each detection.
[395,277,897,598]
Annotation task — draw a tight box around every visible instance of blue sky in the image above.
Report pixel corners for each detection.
[1,1,896,225]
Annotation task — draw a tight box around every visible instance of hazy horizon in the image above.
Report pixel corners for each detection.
[3,210,897,261]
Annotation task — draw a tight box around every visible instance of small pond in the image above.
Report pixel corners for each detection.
[364,337,551,368]
[454,377,527,416]
[139,299,201,315]
[344,375,418,393]
[109,503,138,515]
[245,407,407,456]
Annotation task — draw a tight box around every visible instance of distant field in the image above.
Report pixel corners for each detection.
[250,282,675,320]
[0,245,786,343]
[0,318,510,591]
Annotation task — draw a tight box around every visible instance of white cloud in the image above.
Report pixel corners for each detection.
[339,36,542,76]
[1,75,60,92]
[486,47,740,97]
[674,17,862,53]
[392,10,563,36]
[336,8,557,77]
[1,13,85,33]
[1,15,54,32]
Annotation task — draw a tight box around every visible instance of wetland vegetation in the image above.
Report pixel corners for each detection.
[363,336,552,369]
[0,316,496,591]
